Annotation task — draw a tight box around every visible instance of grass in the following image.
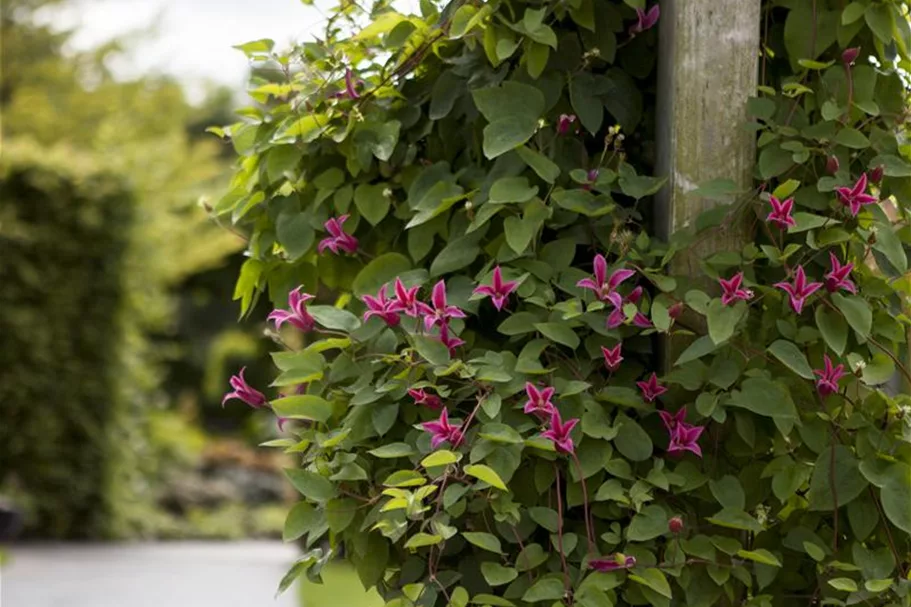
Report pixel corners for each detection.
[299,563,382,607]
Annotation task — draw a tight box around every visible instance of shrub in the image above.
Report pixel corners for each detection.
[219,1,911,605]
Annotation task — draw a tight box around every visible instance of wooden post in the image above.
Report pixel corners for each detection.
[655,0,761,269]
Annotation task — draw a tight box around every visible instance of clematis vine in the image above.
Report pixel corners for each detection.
[667,422,704,458]
[318,215,359,255]
[589,554,636,572]
[556,113,577,135]
[391,278,421,317]
[421,407,463,449]
[408,388,442,410]
[523,382,556,417]
[658,406,688,433]
[836,173,877,217]
[601,343,623,372]
[606,286,652,329]
[774,265,823,314]
[362,285,401,326]
[814,354,846,397]
[473,266,518,311]
[417,280,466,331]
[268,287,316,332]
[577,254,635,302]
[541,408,579,455]
[718,272,753,306]
[630,4,659,34]
[825,252,856,294]
[222,367,268,408]
[438,324,465,355]
[766,196,796,229]
[637,373,667,402]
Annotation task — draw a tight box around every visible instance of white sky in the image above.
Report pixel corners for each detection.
[47,0,337,101]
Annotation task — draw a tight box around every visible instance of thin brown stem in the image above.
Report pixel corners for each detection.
[554,463,572,604]
[570,452,595,556]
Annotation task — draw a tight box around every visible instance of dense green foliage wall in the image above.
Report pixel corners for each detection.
[0,144,137,538]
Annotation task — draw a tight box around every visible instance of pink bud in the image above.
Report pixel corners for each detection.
[842,47,860,65]
[668,516,684,534]
[870,165,884,183]
[668,302,684,320]
[826,155,840,175]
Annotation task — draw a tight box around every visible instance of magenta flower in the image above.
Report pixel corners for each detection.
[766,196,797,230]
[667,423,704,458]
[556,113,577,135]
[438,323,465,355]
[267,287,316,332]
[362,284,400,326]
[318,215,359,255]
[836,173,877,217]
[658,406,687,433]
[523,382,556,417]
[589,555,636,572]
[582,169,599,191]
[630,4,659,34]
[408,388,442,410]
[825,252,856,294]
[344,68,360,99]
[601,343,623,372]
[541,408,579,455]
[577,254,636,302]
[774,265,823,314]
[222,367,268,408]
[814,354,846,397]
[417,280,466,331]
[637,372,667,402]
[606,286,652,329]
[718,272,753,306]
[421,407,463,449]
[390,278,421,317]
[473,266,519,311]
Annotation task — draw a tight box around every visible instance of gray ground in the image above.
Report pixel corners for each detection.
[1,541,300,607]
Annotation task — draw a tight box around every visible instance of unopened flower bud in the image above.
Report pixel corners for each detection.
[668,302,685,320]
[870,165,884,183]
[826,155,840,175]
[842,47,860,65]
[669,516,684,534]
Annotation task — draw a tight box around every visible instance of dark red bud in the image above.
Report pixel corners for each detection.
[826,156,840,175]
[668,302,685,320]
[842,47,860,65]
[669,516,684,534]
[870,165,884,183]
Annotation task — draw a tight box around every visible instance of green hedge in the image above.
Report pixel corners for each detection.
[0,143,137,538]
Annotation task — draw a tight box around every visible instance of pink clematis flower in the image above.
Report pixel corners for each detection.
[417,280,467,331]
[363,284,400,326]
[222,367,268,408]
[606,286,652,329]
[667,423,704,458]
[473,266,519,311]
[766,196,797,230]
[601,343,623,372]
[630,4,660,34]
[541,408,579,455]
[718,272,753,306]
[344,68,360,99]
[658,406,688,433]
[836,173,878,217]
[814,354,846,397]
[637,372,667,403]
[589,555,637,572]
[577,254,636,303]
[438,323,465,355]
[523,382,556,417]
[556,114,577,135]
[421,407,463,449]
[318,215,359,255]
[824,252,856,294]
[774,265,823,314]
[408,388,442,410]
[390,278,421,317]
[268,287,316,332]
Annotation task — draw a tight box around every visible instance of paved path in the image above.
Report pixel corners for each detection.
[1,541,301,607]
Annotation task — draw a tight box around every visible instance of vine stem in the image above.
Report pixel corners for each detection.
[569,452,595,556]
[553,463,573,605]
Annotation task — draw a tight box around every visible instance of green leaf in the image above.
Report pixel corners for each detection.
[272,395,334,423]
[629,568,672,599]
[481,562,518,586]
[737,549,782,567]
[422,450,462,468]
[842,2,865,24]
[551,189,615,217]
[729,378,797,419]
[828,578,858,592]
[834,128,870,149]
[326,498,357,533]
[472,82,545,158]
[285,469,336,502]
[431,239,480,276]
[490,177,539,204]
[522,577,565,602]
[462,531,503,554]
[613,414,653,461]
[283,501,320,541]
[529,507,559,532]
[873,220,908,273]
[276,211,314,260]
[354,183,391,226]
[831,293,872,338]
[808,446,868,510]
[464,464,509,490]
[504,215,537,253]
[516,146,560,183]
[706,299,746,345]
[789,212,833,233]
[706,508,764,533]
[233,38,274,55]
[689,178,742,199]
[759,145,795,179]
[516,544,548,571]
[880,462,911,534]
[570,74,604,134]
[674,336,720,365]
[865,579,893,593]
[368,443,415,458]
[383,470,426,487]
[525,42,549,79]
[352,253,413,296]
[627,505,668,541]
[534,322,580,349]
[309,306,361,332]
[865,4,894,43]
[412,334,451,366]
[470,595,515,607]
[767,340,815,379]
[404,533,443,549]
[709,476,746,510]
[815,306,848,355]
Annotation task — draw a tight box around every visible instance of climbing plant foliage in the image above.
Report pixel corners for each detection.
[217,0,911,605]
